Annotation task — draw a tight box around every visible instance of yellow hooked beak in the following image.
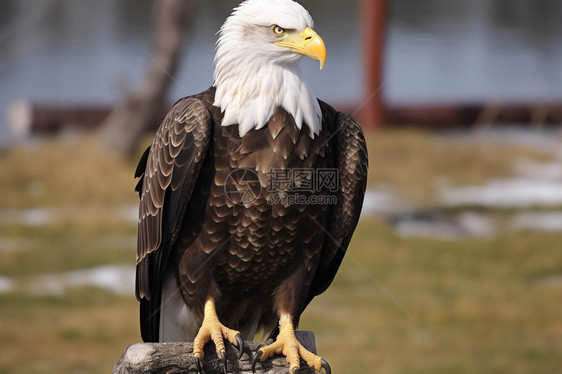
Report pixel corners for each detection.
[274,27,327,70]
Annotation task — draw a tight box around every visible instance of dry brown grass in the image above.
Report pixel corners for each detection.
[0,131,561,373]
[0,137,141,209]
[0,291,138,373]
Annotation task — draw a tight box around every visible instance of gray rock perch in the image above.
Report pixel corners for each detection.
[113,331,318,374]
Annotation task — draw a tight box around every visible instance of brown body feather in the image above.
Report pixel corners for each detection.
[135,87,368,342]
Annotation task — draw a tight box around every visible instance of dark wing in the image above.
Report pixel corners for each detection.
[306,111,368,304]
[135,97,212,342]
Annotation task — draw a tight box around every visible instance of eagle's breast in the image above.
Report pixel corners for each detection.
[210,106,333,287]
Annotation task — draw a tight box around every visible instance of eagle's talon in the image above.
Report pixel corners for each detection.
[251,349,263,374]
[256,318,329,374]
[321,358,331,374]
[235,334,244,359]
[192,300,243,374]
[195,356,203,374]
[220,351,228,374]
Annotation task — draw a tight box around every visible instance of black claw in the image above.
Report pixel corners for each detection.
[235,334,244,360]
[251,349,263,374]
[220,351,228,374]
[292,368,300,374]
[195,356,203,374]
[321,358,331,374]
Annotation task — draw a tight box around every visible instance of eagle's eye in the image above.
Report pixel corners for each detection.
[272,25,285,36]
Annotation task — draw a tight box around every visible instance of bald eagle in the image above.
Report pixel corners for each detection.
[134,0,368,373]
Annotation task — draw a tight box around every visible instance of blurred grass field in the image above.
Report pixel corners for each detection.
[0,131,561,373]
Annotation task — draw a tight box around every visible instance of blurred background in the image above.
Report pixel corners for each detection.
[1,0,561,373]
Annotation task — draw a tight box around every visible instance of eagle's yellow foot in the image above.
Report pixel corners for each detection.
[193,299,244,374]
[252,317,331,374]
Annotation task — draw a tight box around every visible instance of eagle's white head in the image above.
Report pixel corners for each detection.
[213,0,327,138]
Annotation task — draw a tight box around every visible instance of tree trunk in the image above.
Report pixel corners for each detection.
[100,0,197,155]
[113,332,318,374]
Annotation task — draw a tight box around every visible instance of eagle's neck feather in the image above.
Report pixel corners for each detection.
[212,51,322,138]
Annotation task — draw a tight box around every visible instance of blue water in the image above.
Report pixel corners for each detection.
[1,0,561,139]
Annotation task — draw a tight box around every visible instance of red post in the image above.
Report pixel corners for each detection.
[357,0,386,130]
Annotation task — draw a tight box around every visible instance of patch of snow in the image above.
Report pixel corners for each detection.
[392,211,495,240]
[29,265,135,297]
[0,276,14,293]
[361,187,411,216]
[512,212,562,232]
[438,127,562,159]
[457,212,496,237]
[0,208,54,226]
[395,219,465,240]
[0,205,138,226]
[538,274,562,289]
[440,178,562,208]
[514,159,562,181]
[65,265,135,296]
[118,205,139,224]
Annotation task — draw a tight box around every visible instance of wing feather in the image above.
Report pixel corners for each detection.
[135,97,212,302]
[307,111,368,302]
